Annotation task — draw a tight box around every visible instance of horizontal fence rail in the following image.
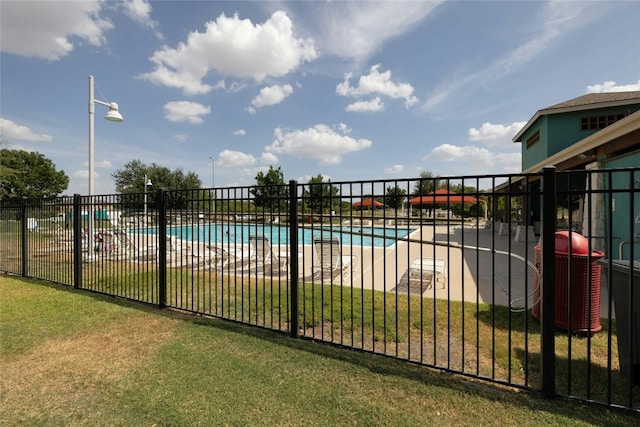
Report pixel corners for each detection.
[1,167,639,413]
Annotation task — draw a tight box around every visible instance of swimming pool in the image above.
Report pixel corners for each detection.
[138,223,415,248]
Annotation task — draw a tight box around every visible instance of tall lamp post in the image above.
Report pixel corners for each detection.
[144,174,152,218]
[87,75,124,261]
[210,156,215,215]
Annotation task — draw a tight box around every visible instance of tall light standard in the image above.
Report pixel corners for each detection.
[208,156,217,245]
[144,174,152,218]
[214,156,216,217]
[87,75,124,261]
[209,156,215,188]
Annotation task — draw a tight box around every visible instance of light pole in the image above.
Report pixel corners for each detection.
[87,75,124,261]
[144,174,152,219]
[210,156,215,215]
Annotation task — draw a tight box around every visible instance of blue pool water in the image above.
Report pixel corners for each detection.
[137,224,414,248]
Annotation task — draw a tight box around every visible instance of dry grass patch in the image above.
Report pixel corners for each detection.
[1,308,176,423]
[2,276,639,426]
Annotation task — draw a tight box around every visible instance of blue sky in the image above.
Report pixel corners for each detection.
[1,0,639,195]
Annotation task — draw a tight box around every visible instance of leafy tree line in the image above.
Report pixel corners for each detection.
[112,159,201,194]
[0,149,69,203]
[111,160,202,210]
[251,166,453,215]
[251,167,342,215]
[1,143,488,217]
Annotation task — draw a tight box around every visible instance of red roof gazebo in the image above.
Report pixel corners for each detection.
[352,198,385,209]
[408,189,478,206]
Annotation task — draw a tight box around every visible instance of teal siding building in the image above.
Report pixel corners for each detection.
[512,92,640,259]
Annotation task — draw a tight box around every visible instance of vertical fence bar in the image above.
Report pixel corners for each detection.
[288,180,299,338]
[20,197,28,277]
[540,166,557,397]
[158,188,168,308]
[73,194,82,288]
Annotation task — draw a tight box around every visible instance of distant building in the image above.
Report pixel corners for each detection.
[513,91,640,173]
[510,92,640,257]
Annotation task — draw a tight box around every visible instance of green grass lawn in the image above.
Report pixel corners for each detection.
[1,275,637,426]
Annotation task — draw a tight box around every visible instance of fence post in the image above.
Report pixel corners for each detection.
[73,194,82,288]
[157,188,167,308]
[20,197,28,277]
[288,180,299,338]
[540,166,557,397]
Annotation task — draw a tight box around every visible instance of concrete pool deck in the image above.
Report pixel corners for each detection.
[315,223,610,315]
[330,224,538,308]
[181,221,610,314]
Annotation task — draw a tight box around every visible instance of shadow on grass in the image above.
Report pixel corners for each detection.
[26,278,640,424]
[514,347,640,412]
[183,309,639,424]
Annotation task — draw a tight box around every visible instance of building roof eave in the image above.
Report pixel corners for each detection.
[512,112,540,143]
[512,91,640,143]
[521,109,640,174]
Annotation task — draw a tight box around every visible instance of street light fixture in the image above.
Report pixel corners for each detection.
[144,174,152,218]
[87,75,124,261]
[210,156,215,216]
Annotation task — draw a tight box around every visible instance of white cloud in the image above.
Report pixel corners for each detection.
[422,2,608,112]
[586,80,640,93]
[345,97,384,113]
[233,129,247,136]
[121,0,162,39]
[297,174,333,183]
[73,170,91,179]
[81,160,112,168]
[3,144,35,153]
[384,164,404,174]
[0,118,53,142]
[240,166,269,178]
[227,82,247,93]
[266,124,372,165]
[95,160,112,168]
[315,2,442,64]
[139,11,318,95]
[468,122,527,147]
[260,152,279,164]
[163,101,211,124]
[218,149,257,167]
[250,84,294,110]
[74,169,107,180]
[0,1,112,60]
[337,123,351,134]
[174,133,189,143]
[337,64,418,109]
[425,144,521,174]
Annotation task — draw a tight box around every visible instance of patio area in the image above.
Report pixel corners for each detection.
[328,223,612,317]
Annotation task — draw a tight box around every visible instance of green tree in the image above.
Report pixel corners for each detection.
[250,166,288,212]
[412,170,440,195]
[446,183,482,217]
[112,160,200,193]
[111,160,202,209]
[0,149,69,202]
[303,174,339,214]
[385,185,407,210]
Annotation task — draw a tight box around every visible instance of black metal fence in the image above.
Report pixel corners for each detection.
[1,167,639,412]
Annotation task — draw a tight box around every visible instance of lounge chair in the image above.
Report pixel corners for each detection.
[201,246,231,271]
[247,234,287,274]
[53,221,73,244]
[27,218,39,232]
[165,235,195,267]
[108,229,156,262]
[51,221,89,251]
[200,243,252,272]
[306,237,358,283]
[408,258,446,290]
